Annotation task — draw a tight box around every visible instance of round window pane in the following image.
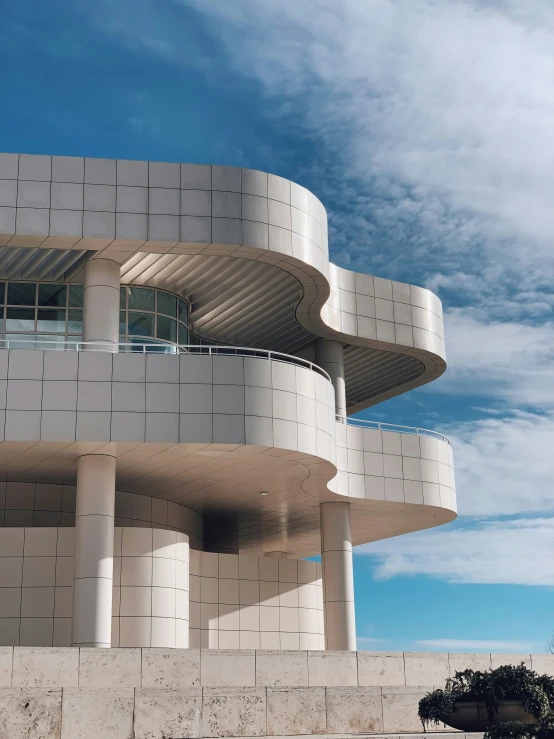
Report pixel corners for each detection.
[6,308,34,332]
[7,283,36,306]
[69,285,84,308]
[128,287,155,312]
[157,316,177,343]
[38,284,66,307]
[37,309,66,333]
[128,311,154,337]
[157,292,177,318]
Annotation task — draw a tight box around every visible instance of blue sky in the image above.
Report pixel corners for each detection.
[2,0,554,653]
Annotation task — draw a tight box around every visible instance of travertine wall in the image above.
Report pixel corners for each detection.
[189,551,324,650]
[0,648,549,738]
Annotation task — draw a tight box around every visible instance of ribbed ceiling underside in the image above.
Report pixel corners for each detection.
[120,253,314,353]
[344,345,425,407]
[0,247,91,282]
[0,248,429,411]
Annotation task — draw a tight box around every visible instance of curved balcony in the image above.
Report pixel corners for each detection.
[336,414,450,445]
[0,338,332,382]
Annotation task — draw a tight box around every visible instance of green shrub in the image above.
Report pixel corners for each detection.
[418,664,554,730]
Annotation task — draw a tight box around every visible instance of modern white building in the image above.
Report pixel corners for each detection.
[0,153,456,652]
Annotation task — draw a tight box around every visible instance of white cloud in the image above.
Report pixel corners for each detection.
[450,412,554,516]
[177,0,554,312]
[436,311,554,407]
[415,639,536,653]
[357,517,554,585]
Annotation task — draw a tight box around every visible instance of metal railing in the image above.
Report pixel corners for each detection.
[336,414,450,445]
[0,339,331,382]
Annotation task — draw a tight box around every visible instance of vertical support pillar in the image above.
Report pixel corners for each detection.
[83,258,121,350]
[320,501,356,650]
[72,454,116,648]
[316,340,346,417]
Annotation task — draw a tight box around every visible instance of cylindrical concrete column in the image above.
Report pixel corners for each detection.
[83,258,121,350]
[72,454,116,648]
[316,340,346,417]
[320,501,356,650]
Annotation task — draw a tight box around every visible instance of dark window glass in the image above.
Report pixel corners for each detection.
[119,311,126,336]
[157,316,177,343]
[7,283,36,306]
[68,309,83,334]
[128,287,154,312]
[120,287,127,309]
[37,309,66,332]
[0,283,5,304]
[157,292,177,318]
[128,311,154,337]
[38,284,66,307]
[69,285,84,308]
[6,308,35,331]
[178,324,189,345]
[178,299,188,323]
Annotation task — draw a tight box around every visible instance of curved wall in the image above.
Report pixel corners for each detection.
[0,529,323,651]
[0,349,335,455]
[0,527,189,648]
[331,423,456,512]
[0,482,203,547]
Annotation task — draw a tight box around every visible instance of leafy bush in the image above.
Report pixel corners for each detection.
[536,713,554,739]
[484,721,533,739]
[419,664,554,730]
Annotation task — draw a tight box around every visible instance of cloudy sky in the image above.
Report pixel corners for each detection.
[2,0,553,652]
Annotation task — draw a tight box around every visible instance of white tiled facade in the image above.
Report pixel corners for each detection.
[189,551,324,650]
[0,154,457,652]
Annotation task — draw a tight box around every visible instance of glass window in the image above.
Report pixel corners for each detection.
[128,311,154,337]
[120,287,127,309]
[69,285,84,308]
[37,309,66,333]
[34,335,66,350]
[119,311,126,337]
[157,316,177,343]
[0,283,5,305]
[178,324,189,345]
[157,292,177,318]
[128,287,154,312]
[68,309,83,334]
[7,283,36,306]
[38,284,66,307]
[178,299,188,323]
[6,308,34,332]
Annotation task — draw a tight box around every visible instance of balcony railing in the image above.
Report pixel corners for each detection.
[0,339,331,382]
[336,414,450,445]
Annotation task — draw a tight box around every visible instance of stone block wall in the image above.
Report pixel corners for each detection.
[0,648,552,738]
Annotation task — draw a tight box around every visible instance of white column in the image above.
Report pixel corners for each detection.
[72,454,116,648]
[320,501,356,651]
[316,340,346,417]
[83,258,120,350]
